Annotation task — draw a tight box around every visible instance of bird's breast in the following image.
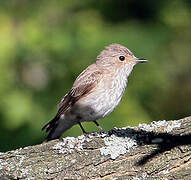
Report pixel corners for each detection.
[76,69,128,120]
[101,70,128,117]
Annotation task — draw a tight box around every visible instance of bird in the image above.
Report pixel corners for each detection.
[42,43,148,141]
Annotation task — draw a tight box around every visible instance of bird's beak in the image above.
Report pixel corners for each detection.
[135,58,148,63]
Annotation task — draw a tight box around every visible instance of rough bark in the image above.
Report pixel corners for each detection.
[0,116,191,180]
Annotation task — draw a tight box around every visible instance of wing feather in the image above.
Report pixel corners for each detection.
[42,64,103,132]
[57,64,102,117]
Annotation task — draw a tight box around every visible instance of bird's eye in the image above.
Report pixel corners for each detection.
[119,56,125,61]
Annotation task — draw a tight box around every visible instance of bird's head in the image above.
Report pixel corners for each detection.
[96,44,148,75]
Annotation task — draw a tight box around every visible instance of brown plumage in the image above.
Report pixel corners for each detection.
[42,44,148,141]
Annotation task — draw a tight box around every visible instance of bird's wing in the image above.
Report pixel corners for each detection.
[57,64,103,117]
[42,64,102,132]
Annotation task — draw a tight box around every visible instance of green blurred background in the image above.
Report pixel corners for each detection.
[0,0,191,152]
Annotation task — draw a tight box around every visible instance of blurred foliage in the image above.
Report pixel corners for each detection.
[0,0,191,152]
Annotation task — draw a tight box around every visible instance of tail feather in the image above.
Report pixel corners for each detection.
[46,123,60,141]
[42,116,60,141]
[42,115,59,132]
[42,115,74,141]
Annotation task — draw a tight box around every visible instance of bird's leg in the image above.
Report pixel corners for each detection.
[78,122,87,134]
[94,121,106,133]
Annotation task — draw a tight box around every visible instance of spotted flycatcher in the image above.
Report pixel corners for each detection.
[42,44,148,141]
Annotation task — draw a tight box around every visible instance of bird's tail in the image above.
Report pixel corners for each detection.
[42,115,74,141]
[42,116,60,141]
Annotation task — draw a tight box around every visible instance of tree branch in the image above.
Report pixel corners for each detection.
[0,117,191,179]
